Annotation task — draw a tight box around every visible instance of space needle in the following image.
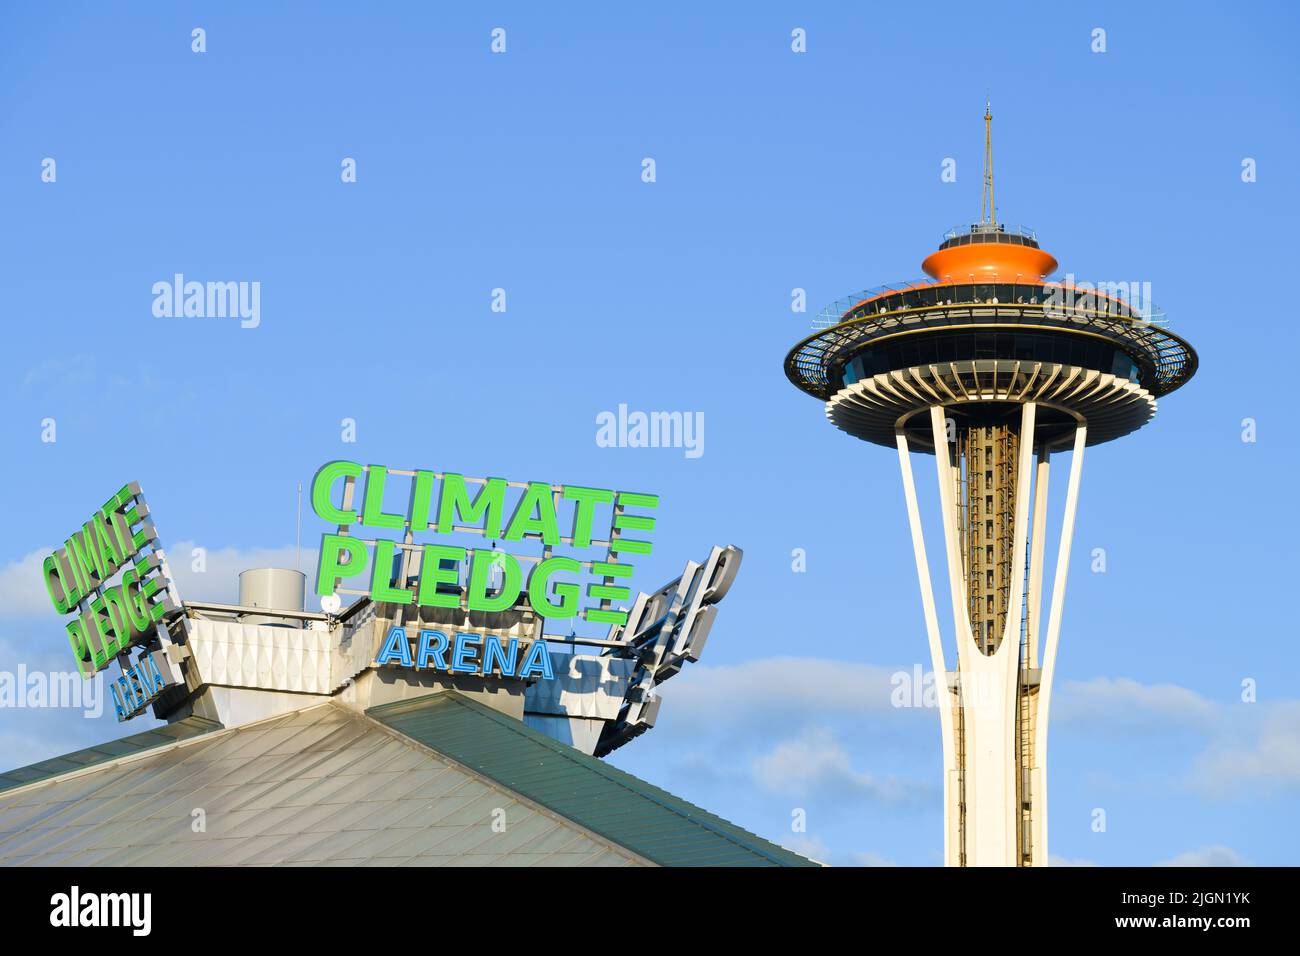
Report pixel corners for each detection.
[783,106,1197,866]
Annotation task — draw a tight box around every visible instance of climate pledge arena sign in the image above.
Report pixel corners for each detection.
[310,460,661,680]
[40,482,183,720]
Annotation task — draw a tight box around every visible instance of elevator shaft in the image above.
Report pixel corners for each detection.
[956,421,1020,656]
[945,415,1037,864]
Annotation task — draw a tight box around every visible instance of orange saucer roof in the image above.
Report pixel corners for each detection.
[921,240,1058,282]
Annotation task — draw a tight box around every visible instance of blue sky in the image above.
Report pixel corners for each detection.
[1,2,1298,866]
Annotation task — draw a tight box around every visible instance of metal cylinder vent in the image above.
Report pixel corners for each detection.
[237,568,306,627]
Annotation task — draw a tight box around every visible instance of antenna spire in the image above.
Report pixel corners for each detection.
[982,99,996,227]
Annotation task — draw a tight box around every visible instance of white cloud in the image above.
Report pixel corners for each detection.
[662,656,921,726]
[1049,854,1098,867]
[645,662,1300,851]
[781,835,830,864]
[19,354,97,392]
[18,354,152,397]
[1056,679,1300,799]
[165,540,318,607]
[1156,845,1248,867]
[752,726,932,807]
[1192,701,1300,797]
[634,658,939,810]
[0,541,320,617]
[0,548,56,616]
[1054,677,1218,733]
[780,835,896,867]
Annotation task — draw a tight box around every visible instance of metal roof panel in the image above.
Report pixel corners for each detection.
[0,702,647,867]
[367,692,816,867]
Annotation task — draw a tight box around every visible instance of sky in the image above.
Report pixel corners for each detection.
[1,1,1298,866]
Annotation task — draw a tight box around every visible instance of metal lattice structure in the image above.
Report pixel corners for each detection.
[789,283,1196,407]
[958,421,1019,656]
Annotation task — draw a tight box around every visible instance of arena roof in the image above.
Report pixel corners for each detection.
[0,692,816,867]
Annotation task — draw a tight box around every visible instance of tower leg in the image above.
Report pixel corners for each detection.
[895,427,959,866]
[1029,423,1086,866]
[1019,446,1051,864]
[895,404,1087,865]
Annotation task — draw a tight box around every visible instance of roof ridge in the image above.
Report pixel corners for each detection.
[356,703,652,866]
[367,691,815,867]
[0,701,350,798]
[0,715,221,797]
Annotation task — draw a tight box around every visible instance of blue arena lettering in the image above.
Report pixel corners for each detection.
[374,625,551,680]
[482,635,517,677]
[451,633,480,673]
[518,639,553,679]
[374,625,414,667]
[109,652,175,721]
[417,629,449,669]
[109,677,137,721]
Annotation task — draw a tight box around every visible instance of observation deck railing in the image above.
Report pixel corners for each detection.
[811,277,1168,333]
